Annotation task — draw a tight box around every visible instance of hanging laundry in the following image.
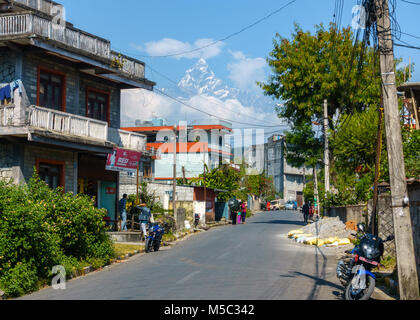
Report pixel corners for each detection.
[0,84,12,103]
[10,79,23,96]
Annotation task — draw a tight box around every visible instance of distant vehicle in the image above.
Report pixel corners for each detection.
[285,200,298,210]
[270,199,285,210]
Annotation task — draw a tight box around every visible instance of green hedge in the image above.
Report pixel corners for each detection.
[0,172,115,298]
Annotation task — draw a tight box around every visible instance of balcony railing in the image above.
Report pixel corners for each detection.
[14,0,57,16]
[0,12,145,80]
[0,104,147,152]
[27,105,109,141]
[0,105,14,127]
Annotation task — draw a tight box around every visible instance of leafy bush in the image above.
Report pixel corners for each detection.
[0,262,38,297]
[0,172,115,298]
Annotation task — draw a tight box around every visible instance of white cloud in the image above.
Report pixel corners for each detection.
[227,51,267,92]
[132,38,224,60]
[121,88,284,131]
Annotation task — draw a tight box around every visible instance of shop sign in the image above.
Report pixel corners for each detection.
[106,148,142,173]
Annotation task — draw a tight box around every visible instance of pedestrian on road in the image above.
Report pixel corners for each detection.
[308,202,314,221]
[240,201,247,224]
[228,196,240,225]
[302,201,310,224]
[138,203,151,240]
[119,194,128,231]
[237,201,242,225]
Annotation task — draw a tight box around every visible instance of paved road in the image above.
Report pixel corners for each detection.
[22,210,344,300]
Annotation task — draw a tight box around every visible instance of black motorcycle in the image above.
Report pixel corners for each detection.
[336,223,394,300]
[145,223,165,253]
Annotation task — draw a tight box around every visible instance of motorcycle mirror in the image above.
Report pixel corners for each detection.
[357,223,366,233]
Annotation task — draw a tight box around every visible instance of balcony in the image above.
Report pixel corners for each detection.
[0,11,145,81]
[0,104,147,152]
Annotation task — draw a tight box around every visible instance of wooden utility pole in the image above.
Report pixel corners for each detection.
[371,106,384,236]
[374,0,420,299]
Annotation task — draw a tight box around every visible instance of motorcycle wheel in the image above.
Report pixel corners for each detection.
[344,275,376,300]
[145,238,152,253]
[153,241,161,252]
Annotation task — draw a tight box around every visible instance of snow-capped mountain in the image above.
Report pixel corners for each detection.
[165,58,273,111]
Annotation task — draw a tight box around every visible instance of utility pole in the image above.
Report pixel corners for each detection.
[313,166,319,216]
[371,105,384,236]
[324,99,330,197]
[374,0,420,300]
[172,125,177,218]
[203,152,207,221]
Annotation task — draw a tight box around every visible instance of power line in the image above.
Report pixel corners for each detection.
[144,64,284,127]
[395,42,420,50]
[400,0,420,5]
[154,87,289,128]
[121,0,298,58]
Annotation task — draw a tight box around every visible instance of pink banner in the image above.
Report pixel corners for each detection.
[106,148,142,173]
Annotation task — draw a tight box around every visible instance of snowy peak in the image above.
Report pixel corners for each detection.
[171,58,272,111]
[177,58,232,99]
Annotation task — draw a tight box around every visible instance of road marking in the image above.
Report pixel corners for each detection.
[176,271,201,285]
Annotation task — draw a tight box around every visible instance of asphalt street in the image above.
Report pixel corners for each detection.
[22,210,344,300]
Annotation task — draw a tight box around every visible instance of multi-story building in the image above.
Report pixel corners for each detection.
[245,135,307,206]
[121,119,232,181]
[0,0,155,222]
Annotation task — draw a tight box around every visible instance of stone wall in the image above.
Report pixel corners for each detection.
[20,50,122,128]
[0,141,14,182]
[0,48,16,84]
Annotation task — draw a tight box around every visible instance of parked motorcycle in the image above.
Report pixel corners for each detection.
[336,223,394,300]
[145,223,165,253]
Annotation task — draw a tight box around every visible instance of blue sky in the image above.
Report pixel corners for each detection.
[57,0,420,133]
[59,0,420,89]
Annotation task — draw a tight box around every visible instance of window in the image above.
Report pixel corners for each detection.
[86,89,110,123]
[36,160,65,190]
[37,68,66,111]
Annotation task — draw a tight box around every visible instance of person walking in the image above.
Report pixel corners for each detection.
[228,196,239,225]
[119,194,128,231]
[237,201,242,225]
[240,201,247,224]
[302,201,310,224]
[138,203,151,241]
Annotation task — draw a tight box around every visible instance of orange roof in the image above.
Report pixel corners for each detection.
[121,125,232,133]
[147,142,209,153]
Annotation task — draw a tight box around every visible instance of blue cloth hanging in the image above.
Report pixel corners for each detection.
[0,84,11,102]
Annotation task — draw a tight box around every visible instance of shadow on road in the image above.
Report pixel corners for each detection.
[251,220,306,226]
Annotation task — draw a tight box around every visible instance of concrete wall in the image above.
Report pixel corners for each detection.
[327,205,367,224]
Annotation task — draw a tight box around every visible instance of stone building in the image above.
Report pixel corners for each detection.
[0,0,155,223]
